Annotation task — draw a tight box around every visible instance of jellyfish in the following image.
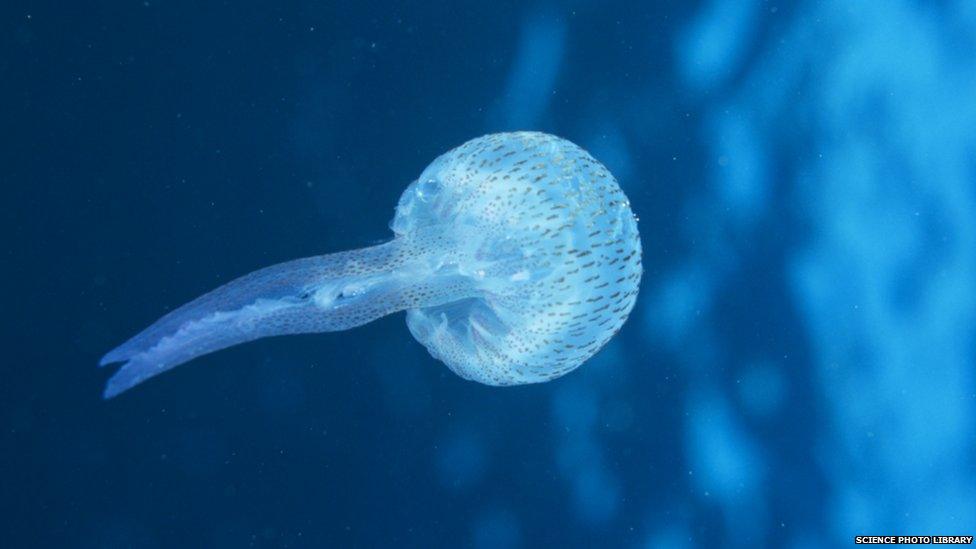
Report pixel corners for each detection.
[100,132,642,398]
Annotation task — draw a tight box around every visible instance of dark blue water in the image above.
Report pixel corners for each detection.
[5,1,976,547]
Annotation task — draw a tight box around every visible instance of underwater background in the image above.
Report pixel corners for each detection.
[4,0,976,547]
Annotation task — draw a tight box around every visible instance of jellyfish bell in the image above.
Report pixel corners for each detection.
[100,132,642,398]
[394,132,642,385]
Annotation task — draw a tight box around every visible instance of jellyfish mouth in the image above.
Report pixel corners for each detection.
[420,296,510,341]
[405,293,528,385]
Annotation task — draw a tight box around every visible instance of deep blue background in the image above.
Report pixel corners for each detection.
[4,0,976,547]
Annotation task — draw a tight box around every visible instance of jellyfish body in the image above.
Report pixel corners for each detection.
[100,132,642,398]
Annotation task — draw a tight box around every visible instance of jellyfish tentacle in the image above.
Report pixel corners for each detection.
[100,228,475,398]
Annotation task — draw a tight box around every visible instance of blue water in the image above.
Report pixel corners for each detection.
[5,1,975,547]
